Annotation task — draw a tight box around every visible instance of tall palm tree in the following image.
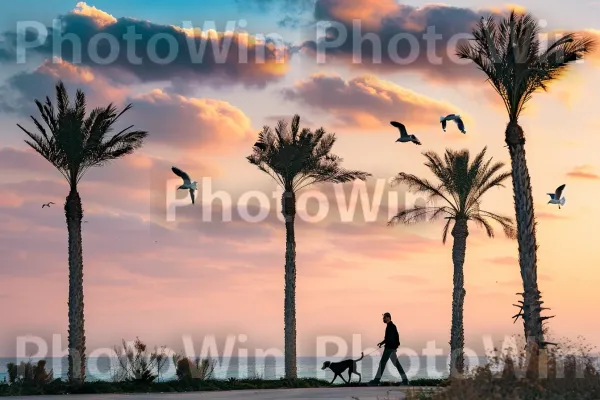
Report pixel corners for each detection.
[247,115,370,378]
[388,147,515,376]
[17,81,148,385]
[456,11,595,351]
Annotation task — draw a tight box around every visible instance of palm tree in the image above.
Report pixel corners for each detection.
[456,11,595,351]
[17,81,148,385]
[388,147,515,376]
[247,115,370,378]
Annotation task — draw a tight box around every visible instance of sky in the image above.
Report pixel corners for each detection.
[0,0,599,360]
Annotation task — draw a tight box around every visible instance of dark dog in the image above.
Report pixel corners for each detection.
[321,352,364,384]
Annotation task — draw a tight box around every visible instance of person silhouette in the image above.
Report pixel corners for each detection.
[369,312,409,385]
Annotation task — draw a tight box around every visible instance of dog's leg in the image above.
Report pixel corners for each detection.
[330,374,338,385]
[355,372,361,383]
[347,370,352,384]
[340,373,349,384]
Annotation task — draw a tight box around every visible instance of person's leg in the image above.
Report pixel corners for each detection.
[389,350,409,383]
[372,348,392,382]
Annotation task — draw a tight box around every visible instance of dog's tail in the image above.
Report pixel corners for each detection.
[355,352,364,362]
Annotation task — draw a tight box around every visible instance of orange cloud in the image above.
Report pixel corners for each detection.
[2,60,255,155]
[566,165,600,180]
[127,89,255,153]
[72,1,117,27]
[536,211,567,220]
[282,73,464,130]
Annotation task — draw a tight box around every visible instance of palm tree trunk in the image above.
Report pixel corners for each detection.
[65,188,86,385]
[449,219,468,377]
[505,121,545,351]
[282,190,297,379]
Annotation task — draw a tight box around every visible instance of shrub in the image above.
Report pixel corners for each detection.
[172,353,215,380]
[5,360,53,386]
[432,336,600,399]
[112,337,166,382]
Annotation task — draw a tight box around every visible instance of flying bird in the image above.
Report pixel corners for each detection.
[390,121,421,145]
[440,114,466,134]
[42,202,54,208]
[547,184,566,209]
[171,166,197,204]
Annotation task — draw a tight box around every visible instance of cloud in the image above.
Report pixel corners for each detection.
[0,2,290,89]
[1,58,256,155]
[566,165,600,180]
[536,211,567,220]
[299,0,504,83]
[282,73,461,129]
[299,1,595,83]
[486,256,518,265]
[0,57,129,114]
[124,90,256,153]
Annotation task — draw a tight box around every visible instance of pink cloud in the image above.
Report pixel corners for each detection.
[125,90,256,153]
[282,73,465,130]
[566,165,600,180]
[2,60,256,155]
[486,256,518,265]
[536,211,568,220]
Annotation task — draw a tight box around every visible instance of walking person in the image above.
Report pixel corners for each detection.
[369,312,409,385]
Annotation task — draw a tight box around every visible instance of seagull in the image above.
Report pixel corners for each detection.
[547,184,566,209]
[440,114,466,134]
[42,202,54,208]
[390,121,421,145]
[171,166,197,204]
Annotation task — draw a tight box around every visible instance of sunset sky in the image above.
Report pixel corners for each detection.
[0,0,599,359]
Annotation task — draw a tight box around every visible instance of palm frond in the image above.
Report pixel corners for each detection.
[247,115,371,193]
[388,205,453,226]
[391,172,456,209]
[19,80,147,187]
[390,147,514,242]
[456,11,596,120]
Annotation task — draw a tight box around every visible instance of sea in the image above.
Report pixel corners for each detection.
[0,355,487,382]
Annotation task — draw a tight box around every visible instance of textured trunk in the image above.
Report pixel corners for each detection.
[65,188,86,385]
[505,122,545,351]
[282,191,297,378]
[449,219,468,377]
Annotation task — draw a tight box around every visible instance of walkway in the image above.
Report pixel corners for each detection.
[9,387,410,399]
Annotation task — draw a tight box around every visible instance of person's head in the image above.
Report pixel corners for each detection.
[382,312,391,323]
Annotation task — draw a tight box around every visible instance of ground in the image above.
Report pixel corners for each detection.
[8,387,410,399]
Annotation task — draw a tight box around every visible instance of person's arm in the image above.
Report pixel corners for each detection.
[378,324,391,347]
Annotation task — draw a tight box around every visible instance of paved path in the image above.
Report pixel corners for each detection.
[9,387,409,399]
